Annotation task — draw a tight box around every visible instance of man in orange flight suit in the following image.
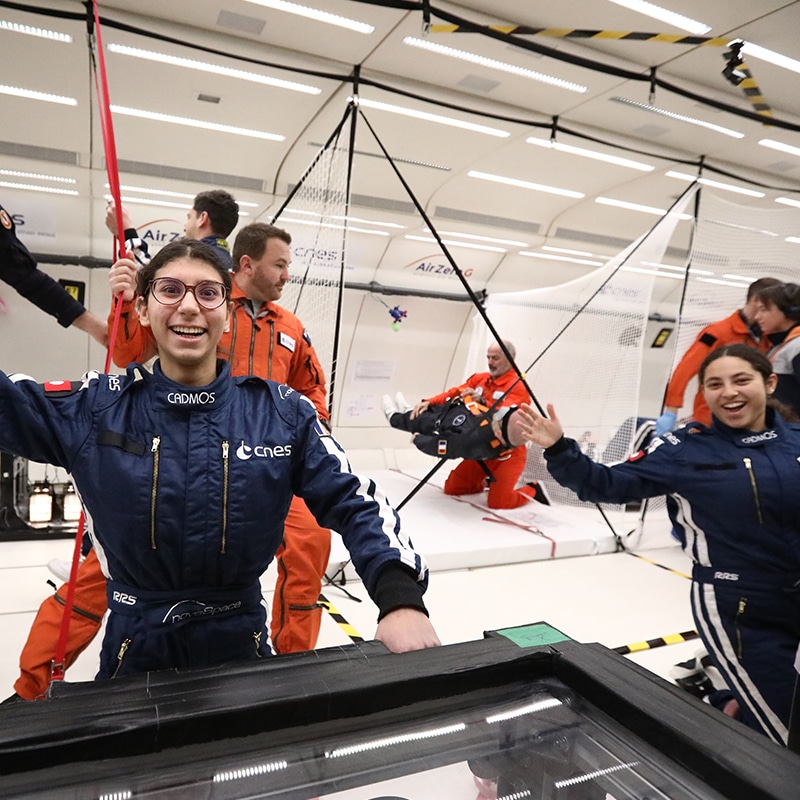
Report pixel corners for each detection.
[412,340,542,509]
[11,220,331,700]
[656,277,780,434]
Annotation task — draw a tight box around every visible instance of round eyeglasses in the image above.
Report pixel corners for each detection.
[149,277,228,309]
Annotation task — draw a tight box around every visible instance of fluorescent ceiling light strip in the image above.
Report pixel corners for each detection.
[425,229,528,247]
[468,170,584,198]
[1,180,78,196]
[108,44,321,95]
[543,245,595,257]
[605,0,710,35]
[527,137,653,171]
[285,208,403,228]
[104,194,190,210]
[279,217,389,236]
[403,36,587,93]
[776,196,800,209]
[243,0,373,34]
[356,98,509,138]
[704,218,779,237]
[621,266,684,279]
[743,43,800,75]
[697,277,751,288]
[105,195,252,218]
[665,171,764,197]
[0,20,72,42]
[722,273,753,281]
[595,196,692,219]
[786,237,800,244]
[641,261,685,272]
[110,183,258,207]
[110,105,284,141]
[760,139,800,158]
[406,234,506,253]
[1,169,75,183]
[642,261,714,276]
[520,251,604,266]
[610,96,744,139]
[335,215,403,229]
[0,84,76,105]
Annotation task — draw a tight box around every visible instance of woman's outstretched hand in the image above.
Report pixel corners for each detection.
[516,403,564,449]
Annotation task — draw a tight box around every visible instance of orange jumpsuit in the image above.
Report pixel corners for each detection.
[664,310,767,425]
[15,284,331,698]
[426,370,532,509]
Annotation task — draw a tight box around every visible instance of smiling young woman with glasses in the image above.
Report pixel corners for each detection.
[0,237,439,693]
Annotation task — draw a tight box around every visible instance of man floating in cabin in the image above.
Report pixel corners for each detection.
[382,340,549,508]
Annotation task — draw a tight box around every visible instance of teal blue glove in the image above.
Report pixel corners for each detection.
[655,411,677,436]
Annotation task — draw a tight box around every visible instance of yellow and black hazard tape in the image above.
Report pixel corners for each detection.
[725,58,773,119]
[318,593,364,644]
[613,629,699,655]
[627,552,691,580]
[430,25,773,120]
[431,24,729,47]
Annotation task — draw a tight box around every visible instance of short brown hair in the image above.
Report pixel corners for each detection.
[193,190,239,238]
[232,222,292,272]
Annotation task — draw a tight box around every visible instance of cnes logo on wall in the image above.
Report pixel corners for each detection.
[235,441,292,460]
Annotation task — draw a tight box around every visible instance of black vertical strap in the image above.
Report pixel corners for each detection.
[357,109,545,415]
[396,457,450,511]
[328,78,361,420]
[422,0,431,34]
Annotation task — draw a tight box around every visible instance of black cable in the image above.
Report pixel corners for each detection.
[357,108,545,415]
[5,1,800,193]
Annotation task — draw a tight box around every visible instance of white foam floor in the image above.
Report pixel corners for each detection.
[0,449,699,702]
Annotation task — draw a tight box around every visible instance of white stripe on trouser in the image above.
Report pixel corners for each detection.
[691,581,788,744]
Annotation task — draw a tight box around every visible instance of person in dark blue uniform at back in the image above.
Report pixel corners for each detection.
[517,344,800,746]
[105,188,238,270]
[0,201,108,346]
[0,239,440,681]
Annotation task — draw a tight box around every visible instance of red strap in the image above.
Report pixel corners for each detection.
[90,0,126,376]
[50,514,85,684]
[52,0,123,685]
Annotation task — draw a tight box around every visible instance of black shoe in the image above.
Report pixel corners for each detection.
[527,481,551,505]
[670,656,715,699]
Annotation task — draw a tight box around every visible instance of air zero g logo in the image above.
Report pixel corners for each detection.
[235,440,292,460]
[167,391,216,405]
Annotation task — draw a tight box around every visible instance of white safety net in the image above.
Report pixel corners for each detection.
[272,120,351,411]
[464,185,698,532]
[667,190,800,422]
